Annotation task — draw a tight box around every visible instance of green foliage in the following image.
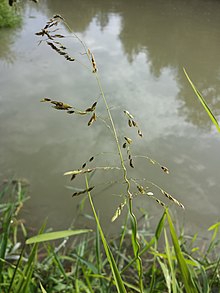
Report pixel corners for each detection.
[166,210,198,292]
[26,229,92,244]
[0,184,220,292]
[0,0,21,28]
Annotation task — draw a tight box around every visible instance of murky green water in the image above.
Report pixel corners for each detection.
[0,0,220,234]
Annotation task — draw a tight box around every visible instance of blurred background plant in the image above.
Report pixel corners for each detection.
[0,0,22,28]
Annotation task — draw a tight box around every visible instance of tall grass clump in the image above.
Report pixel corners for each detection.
[2,14,219,292]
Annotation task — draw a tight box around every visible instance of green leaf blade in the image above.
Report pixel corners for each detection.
[183,68,220,133]
[26,229,92,244]
[166,210,198,293]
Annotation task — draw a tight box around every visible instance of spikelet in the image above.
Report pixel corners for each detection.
[155,198,166,207]
[82,162,87,169]
[124,110,143,137]
[41,98,51,102]
[64,168,93,176]
[72,186,94,197]
[124,110,134,119]
[85,101,97,112]
[145,190,166,208]
[137,185,145,194]
[89,156,94,162]
[64,166,120,177]
[88,113,97,126]
[81,156,95,170]
[41,98,73,110]
[132,120,137,127]
[129,159,134,168]
[161,166,169,174]
[52,102,72,110]
[53,14,65,21]
[91,53,97,73]
[122,138,135,168]
[70,174,76,181]
[111,199,127,222]
[124,137,132,144]
[161,190,184,209]
[138,129,143,137]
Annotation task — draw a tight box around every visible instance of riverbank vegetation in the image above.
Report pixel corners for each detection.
[0,0,21,28]
[0,181,219,292]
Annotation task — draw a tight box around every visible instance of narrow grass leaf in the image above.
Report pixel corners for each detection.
[157,258,171,293]
[121,210,166,274]
[183,68,220,132]
[164,229,177,293]
[166,210,198,293]
[0,205,13,281]
[71,253,99,274]
[14,221,47,293]
[40,282,47,293]
[26,229,92,244]
[85,176,127,293]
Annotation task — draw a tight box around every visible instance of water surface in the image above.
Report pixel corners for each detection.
[0,0,220,235]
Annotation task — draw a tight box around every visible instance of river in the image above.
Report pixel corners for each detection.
[0,0,220,236]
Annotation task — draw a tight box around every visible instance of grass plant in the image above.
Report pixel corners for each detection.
[33,15,186,292]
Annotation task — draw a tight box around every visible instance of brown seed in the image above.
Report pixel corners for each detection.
[47,41,59,51]
[35,30,44,36]
[53,14,65,20]
[137,185,145,194]
[129,159,134,168]
[128,119,132,127]
[124,110,134,119]
[89,156,94,162]
[132,120,137,127]
[54,34,64,38]
[161,166,169,174]
[59,45,66,50]
[87,186,94,192]
[124,137,132,144]
[138,129,143,137]
[162,190,169,198]
[70,174,76,181]
[86,101,97,112]
[122,142,127,148]
[156,199,165,207]
[64,54,75,61]
[58,51,66,56]
[67,110,75,114]
[82,163,86,169]
[91,53,97,73]
[72,186,94,197]
[88,113,96,126]
[41,98,51,102]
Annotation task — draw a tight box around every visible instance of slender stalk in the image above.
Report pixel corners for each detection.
[64,18,143,290]
[94,72,143,291]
